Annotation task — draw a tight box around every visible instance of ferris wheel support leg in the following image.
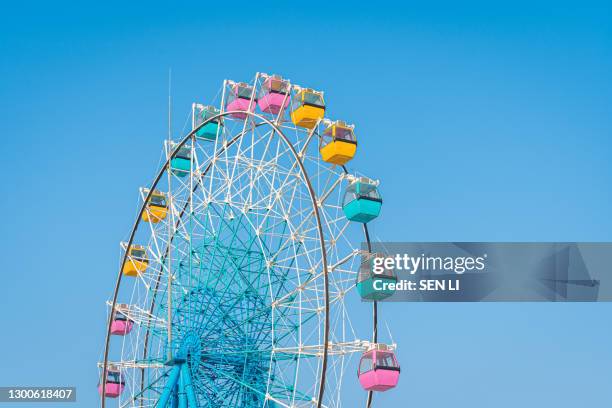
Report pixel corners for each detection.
[178,375,187,408]
[157,364,182,408]
[181,363,199,407]
[171,384,179,408]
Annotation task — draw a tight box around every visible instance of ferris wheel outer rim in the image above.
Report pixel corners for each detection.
[101,110,352,408]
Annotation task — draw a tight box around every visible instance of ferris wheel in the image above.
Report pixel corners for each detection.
[98,73,401,408]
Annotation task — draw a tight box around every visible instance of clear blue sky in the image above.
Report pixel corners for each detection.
[1,1,611,407]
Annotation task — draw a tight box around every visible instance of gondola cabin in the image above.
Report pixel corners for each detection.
[258,75,290,115]
[357,253,396,301]
[171,146,191,177]
[320,120,357,165]
[226,82,256,119]
[195,105,222,141]
[98,368,125,398]
[358,345,400,392]
[110,304,133,335]
[343,178,382,223]
[142,190,168,223]
[290,88,325,129]
[122,244,148,276]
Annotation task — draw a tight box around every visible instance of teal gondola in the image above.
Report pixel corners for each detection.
[171,146,191,177]
[342,178,382,223]
[195,105,222,140]
[356,253,396,300]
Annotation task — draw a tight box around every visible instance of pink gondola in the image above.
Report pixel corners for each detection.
[258,75,290,115]
[358,347,400,392]
[110,305,133,336]
[98,369,125,398]
[226,82,256,119]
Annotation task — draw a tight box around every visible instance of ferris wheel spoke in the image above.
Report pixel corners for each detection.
[197,359,279,405]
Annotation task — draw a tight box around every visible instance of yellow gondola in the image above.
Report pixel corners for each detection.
[320,120,357,165]
[122,245,148,276]
[142,190,168,223]
[290,88,325,129]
